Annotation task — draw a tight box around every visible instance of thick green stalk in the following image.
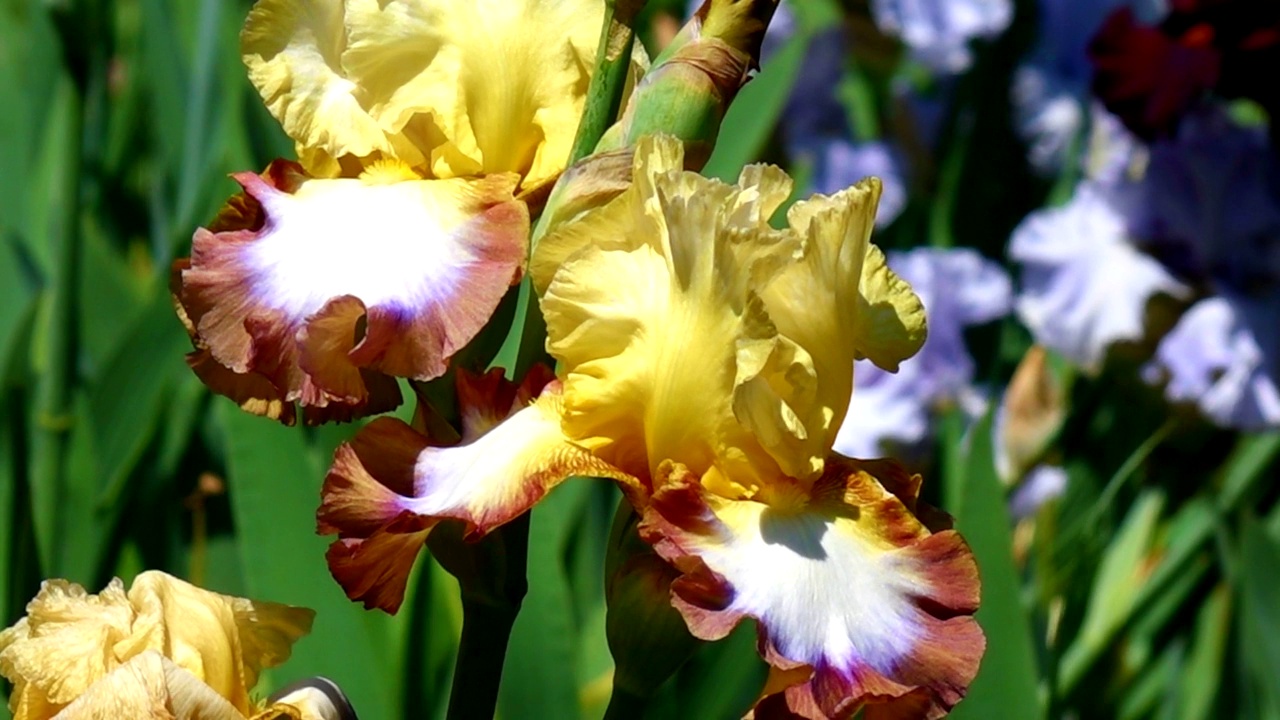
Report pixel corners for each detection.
[602,686,650,720]
[431,515,531,720]
[569,0,644,164]
[446,600,522,720]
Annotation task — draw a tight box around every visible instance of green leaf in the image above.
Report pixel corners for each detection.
[1238,518,1280,718]
[27,74,81,573]
[0,389,16,629]
[402,557,462,720]
[667,622,765,720]
[1219,431,1280,509]
[1059,491,1165,693]
[90,291,192,511]
[76,228,148,372]
[1176,583,1230,720]
[219,406,401,718]
[950,414,1042,720]
[51,392,106,582]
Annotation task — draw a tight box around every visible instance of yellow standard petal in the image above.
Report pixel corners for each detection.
[539,135,801,490]
[538,135,925,490]
[750,181,926,475]
[243,0,608,185]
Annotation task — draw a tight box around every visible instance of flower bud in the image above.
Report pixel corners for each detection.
[997,345,1067,483]
[595,0,779,160]
[604,503,701,701]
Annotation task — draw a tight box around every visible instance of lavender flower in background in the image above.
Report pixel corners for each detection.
[870,0,1013,74]
[1012,0,1161,174]
[1145,294,1280,430]
[1008,465,1070,520]
[1009,182,1189,370]
[758,3,910,226]
[792,138,909,226]
[1122,109,1280,430]
[1132,109,1280,291]
[835,247,1011,458]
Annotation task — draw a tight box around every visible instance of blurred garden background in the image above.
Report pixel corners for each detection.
[2,0,1280,717]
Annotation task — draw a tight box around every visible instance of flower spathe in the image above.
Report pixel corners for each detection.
[0,571,340,720]
[175,0,621,423]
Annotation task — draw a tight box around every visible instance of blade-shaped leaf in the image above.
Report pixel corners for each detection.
[219,406,401,718]
[950,414,1042,720]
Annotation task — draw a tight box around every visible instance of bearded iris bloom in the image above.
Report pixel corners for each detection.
[172,0,632,424]
[318,135,984,717]
[0,572,344,720]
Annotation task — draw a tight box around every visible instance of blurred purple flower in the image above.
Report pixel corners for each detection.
[835,247,1011,457]
[1132,109,1280,293]
[1145,293,1280,430]
[1008,465,1069,520]
[1012,0,1161,174]
[791,139,908,226]
[755,5,910,227]
[870,0,1013,74]
[1010,182,1189,370]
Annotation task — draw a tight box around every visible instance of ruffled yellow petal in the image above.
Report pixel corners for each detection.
[853,242,928,372]
[539,136,796,487]
[55,652,245,720]
[242,0,393,170]
[0,579,135,707]
[243,0,609,185]
[125,572,313,712]
[0,573,314,720]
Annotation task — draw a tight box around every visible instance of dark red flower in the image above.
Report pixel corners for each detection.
[1089,1,1280,139]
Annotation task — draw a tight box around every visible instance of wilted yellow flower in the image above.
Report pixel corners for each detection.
[173,0,636,425]
[316,136,982,719]
[0,571,343,720]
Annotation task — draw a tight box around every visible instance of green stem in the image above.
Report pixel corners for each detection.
[495,3,644,379]
[602,685,650,720]
[568,1,643,163]
[432,515,531,720]
[446,600,521,720]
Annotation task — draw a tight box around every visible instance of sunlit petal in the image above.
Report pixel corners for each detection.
[318,372,635,612]
[0,574,313,720]
[641,458,982,720]
[243,0,610,185]
[175,162,528,423]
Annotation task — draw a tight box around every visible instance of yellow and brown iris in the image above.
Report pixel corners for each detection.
[317,135,984,718]
[172,0,635,424]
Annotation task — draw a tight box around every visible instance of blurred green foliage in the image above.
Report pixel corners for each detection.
[2,0,1280,718]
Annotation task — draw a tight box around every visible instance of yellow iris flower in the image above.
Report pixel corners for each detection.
[316,135,983,718]
[173,0,634,425]
[0,572,344,720]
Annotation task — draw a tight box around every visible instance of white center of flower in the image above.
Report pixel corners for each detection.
[246,179,478,320]
[695,501,925,674]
